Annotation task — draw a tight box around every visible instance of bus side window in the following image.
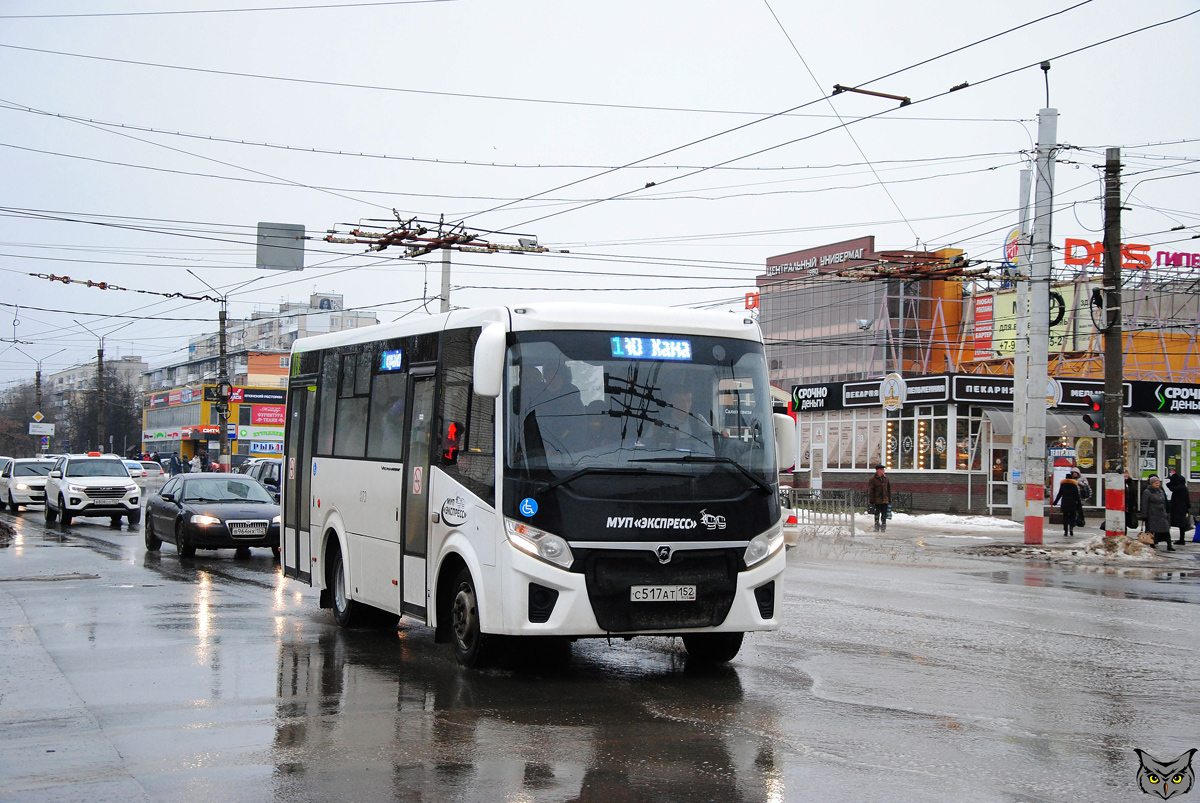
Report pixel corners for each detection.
[439,328,495,505]
[367,371,407,461]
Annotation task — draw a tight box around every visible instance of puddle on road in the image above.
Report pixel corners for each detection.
[971,565,1200,604]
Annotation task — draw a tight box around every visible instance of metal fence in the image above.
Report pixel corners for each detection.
[780,487,856,540]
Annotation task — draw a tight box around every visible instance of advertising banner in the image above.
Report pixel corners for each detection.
[251,404,286,425]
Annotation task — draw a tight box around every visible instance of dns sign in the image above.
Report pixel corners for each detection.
[745,292,760,310]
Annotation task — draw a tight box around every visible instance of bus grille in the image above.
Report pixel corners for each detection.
[581,548,738,632]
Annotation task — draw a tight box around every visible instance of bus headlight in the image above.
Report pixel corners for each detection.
[506,519,574,570]
[744,527,784,568]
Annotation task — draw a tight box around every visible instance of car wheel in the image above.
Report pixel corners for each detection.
[110,516,122,527]
[144,518,162,552]
[44,496,58,522]
[330,548,360,628]
[450,567,495,668]
[270,545,281,560]
[60,498,73,526]
[176,520,195,558]
[127,509,141,525]
[8,491,20,513]
[234,547,251,559]
[681,632,744,663]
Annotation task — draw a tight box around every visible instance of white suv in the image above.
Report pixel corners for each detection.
[45,455,141,526]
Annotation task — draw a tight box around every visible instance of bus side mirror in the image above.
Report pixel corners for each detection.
[772,414,796,472]
[473,323,506,398]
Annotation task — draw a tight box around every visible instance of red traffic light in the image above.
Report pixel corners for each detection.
[1082,393,1104,431]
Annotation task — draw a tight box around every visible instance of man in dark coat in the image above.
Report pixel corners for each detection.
[867,464,891,532]
[1166,472,1190,546]
[169,453,183,476]
[1053,473,1082,538]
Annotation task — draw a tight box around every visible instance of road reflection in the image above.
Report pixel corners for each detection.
[272,630,781,802]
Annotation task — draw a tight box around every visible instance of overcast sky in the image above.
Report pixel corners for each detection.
[1,0,1197,388]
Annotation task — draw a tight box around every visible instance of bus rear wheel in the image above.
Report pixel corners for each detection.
[450,567,494,668]
[682,632,744,663]
[330,548,360,628]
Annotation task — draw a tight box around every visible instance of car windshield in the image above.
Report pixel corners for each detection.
[66,459,130,478]
[182,478,274,504]
[504,330,776,490]
[14,463,53,477]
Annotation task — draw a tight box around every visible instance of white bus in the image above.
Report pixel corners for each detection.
[281,302,795,666]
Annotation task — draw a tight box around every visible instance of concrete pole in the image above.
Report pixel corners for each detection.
[217,307,231,472]
[440,248,451,313]
[1102,147,1125,537]
[1025,108,1057,545]
[96,346,105,453]
[1010,169,1032,522]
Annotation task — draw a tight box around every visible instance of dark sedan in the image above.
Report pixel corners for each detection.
[145,475,280,559]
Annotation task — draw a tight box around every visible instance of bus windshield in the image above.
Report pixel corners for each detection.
[505,330,776,493]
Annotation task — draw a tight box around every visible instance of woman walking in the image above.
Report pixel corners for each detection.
[1167,472,1191,546]
[1053,472,1082,538]
[1141,475,1174,552]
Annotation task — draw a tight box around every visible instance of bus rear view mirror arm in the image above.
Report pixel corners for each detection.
[773,413,796,473]
[473,323,506,397]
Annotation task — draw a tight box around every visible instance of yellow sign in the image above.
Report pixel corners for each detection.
[976,283,1085,358]
[32,411,44,422]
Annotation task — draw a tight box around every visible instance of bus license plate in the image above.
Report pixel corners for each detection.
[630,585,697,602]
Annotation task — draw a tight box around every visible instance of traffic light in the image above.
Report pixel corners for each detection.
[1082,393,1104,432]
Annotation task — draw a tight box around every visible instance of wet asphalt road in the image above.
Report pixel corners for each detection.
[1,505,1198,802]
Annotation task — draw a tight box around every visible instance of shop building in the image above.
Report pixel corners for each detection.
[761,235,1200,514]
[141,385,287,466]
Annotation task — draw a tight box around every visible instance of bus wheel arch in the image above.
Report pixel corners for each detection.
[324,530,360,628]
[433,553,468,644]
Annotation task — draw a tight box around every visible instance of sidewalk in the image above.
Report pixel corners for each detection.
[785,510,1200,567]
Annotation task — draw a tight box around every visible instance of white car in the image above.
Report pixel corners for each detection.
[123,460,147,479]
[139,461,165,479]
[2,458,56,511]
[44,455,141,526]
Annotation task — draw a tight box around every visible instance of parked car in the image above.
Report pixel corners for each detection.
[123,460,147,479]
[0,457,11,477]
[145,475,280,559]
[243,458,282,502]
[2,458,56,511]
[44,455,141,526]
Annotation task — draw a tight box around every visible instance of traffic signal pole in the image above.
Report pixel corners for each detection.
[1101,147,1125,537]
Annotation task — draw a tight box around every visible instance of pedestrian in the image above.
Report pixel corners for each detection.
[151,451,159,464]
[1053,472,1082,538]
[169,453,183,476]
[189,454,201,473]
[1166,471,1190,546]
[1069,470,1088,529]
[867,463,891,532]
[1140,475,1174,552]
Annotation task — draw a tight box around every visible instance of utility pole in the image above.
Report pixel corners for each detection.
[1010,169,1033,522]
[440,247,451,314]
[217,306,231,472]
[1102,147,1125,537]
[1025,105,1058,545]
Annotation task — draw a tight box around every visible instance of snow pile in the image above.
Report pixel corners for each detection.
[1060,533,1160,559]
[889,512,1024,531]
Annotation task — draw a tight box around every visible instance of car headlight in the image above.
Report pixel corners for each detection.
[190,514,221,526]
[67,483,87,493]
[271,515,280,525]
[505,518,573,570]
[15,483,29,491]
[125,484,138,492]
[744,527,784,568]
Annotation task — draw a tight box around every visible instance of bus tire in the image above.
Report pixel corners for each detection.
[450,567,493,668]
[330,548,360,628]
[682,632,744,663]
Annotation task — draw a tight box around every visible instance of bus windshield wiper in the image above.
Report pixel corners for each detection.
[541,466,653,492]
[629,455,773,495]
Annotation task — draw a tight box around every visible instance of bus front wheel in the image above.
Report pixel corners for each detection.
[450,567,493,668]
[330,549,360,628]
[682,632,744,663]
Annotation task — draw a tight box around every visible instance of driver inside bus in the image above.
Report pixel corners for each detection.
[656,385,715,454]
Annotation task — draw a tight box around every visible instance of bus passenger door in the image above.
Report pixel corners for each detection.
[283,385,316,582]
[401,372,435,618]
